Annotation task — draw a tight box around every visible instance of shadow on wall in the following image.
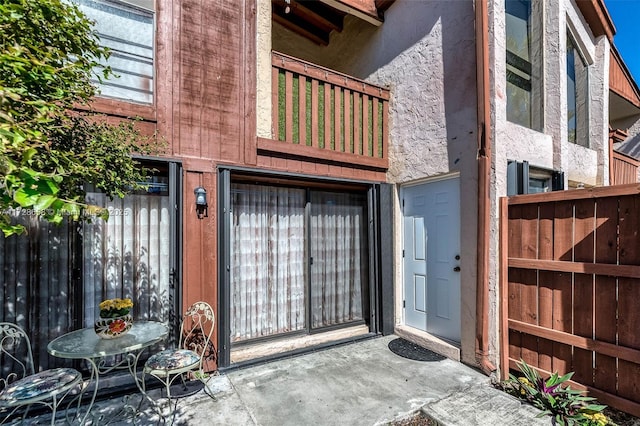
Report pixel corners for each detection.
[0,214,173,372]
[273,0,478,172]
[617,131,640,158]
[87,231,174,344]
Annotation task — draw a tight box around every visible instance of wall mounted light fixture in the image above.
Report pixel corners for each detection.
[194,186,208,219]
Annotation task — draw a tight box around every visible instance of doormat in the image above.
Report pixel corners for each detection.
[388,338,446,362]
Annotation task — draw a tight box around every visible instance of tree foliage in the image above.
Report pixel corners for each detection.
[0,0,157,236]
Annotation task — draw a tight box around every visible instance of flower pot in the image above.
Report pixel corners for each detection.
[94,314,133,339]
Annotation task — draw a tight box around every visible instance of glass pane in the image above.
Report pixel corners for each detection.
[567,33,589,147]
[83,177,172,327]
[506,0,542,130]
[528,177,549,193]
[230,184,307,342]
[75,0,154,103]
[0,216,75,372]
[310,191,368,329]
[567,36,577,144]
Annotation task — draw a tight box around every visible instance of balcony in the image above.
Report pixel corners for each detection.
[258,51,389,170]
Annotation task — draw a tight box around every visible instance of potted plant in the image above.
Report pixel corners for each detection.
[94,298,134,339]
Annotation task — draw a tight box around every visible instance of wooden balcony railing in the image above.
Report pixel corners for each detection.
[262,51,389,169]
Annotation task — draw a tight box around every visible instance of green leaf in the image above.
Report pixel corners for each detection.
[13,187,38,206]
[33,194,56,211]
[22,147,37,162]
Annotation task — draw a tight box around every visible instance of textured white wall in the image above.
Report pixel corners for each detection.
[489,0,611,370]
[270,0,479,364]
[257,0,611,371]
[256,0,272,139]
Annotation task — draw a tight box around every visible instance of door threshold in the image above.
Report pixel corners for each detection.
[394,324,460,361]
[230,324,370,364]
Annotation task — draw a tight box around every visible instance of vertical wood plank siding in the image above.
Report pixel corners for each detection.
[269,51,389,169]
[501,184,640,417]
[612,151,639,185]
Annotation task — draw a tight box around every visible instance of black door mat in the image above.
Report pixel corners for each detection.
[388,338,446,362]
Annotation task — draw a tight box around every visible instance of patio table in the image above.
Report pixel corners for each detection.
[47,321,169,424]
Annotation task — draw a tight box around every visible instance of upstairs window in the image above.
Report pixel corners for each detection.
[505,0,542,130]
[566,31,589,147]
[75,0,154,104]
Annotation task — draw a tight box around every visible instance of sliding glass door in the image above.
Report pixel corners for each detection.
[0,160,180,372]
[230,184,307,342]
[83,174,173,327]
[310,191,368,328]
[230,183,369,344]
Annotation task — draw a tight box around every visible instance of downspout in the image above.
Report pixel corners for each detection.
[475,0,496,375]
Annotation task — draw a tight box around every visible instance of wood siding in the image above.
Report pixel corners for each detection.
[500,185,640,417]
[84,0,389,370]
[612,151,639,185]
[610,49,640,108]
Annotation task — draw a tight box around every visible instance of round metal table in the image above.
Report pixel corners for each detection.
[48,321,169,424]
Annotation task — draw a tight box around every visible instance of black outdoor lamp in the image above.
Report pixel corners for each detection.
[194,186,208,219]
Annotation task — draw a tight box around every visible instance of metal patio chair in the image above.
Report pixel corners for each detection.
[142,301,215,422]
[0,322,82,425]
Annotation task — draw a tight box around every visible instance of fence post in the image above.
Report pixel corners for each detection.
[499,196,510,380]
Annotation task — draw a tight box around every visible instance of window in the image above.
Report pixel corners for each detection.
[74,0,154,104]
[83,165,172,328]
[507,160,564,195]
[528,169,551,193]
[505,0,542,130]
[230,183,369,343]
[566,31,589,147]
[0,161,179,374]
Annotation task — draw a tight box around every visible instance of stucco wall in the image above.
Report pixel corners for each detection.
[256,0,272,139]
[489,0,611,371]
[257,0,611,372]
[266,0,479,365]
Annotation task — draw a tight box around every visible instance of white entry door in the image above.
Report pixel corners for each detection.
[402,177,461,342]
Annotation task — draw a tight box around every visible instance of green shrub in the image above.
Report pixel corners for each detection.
[498,360,614,426]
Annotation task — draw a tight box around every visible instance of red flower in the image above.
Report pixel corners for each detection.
[109,319,127,333]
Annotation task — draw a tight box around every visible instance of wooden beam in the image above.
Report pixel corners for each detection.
[507,183,640,204]
[319,0,382,26]
[272,0,343,33]
[508,258,640,279]
[375,0,395,14]
[576,0,615,42]
[499,197,510,380]
[257,137,388,169]
[272,9,329,46]
[508,319,640,365]
[273,51,390,100]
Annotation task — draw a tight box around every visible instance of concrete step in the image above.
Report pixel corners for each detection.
[423,384,549,426]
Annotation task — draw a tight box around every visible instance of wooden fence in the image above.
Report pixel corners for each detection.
[612,151,639,185]
[268,51,389,169]
[500,184,640,417]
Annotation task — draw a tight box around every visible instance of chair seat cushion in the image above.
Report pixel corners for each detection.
[145,349,200,371]
[0,368,81,405]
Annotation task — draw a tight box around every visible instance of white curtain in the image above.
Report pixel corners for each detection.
[0,215,74,372]
[310,192,366,328]
[83,192,171,326]
[230,184,306,342]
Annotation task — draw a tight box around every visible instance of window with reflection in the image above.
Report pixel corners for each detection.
[74,0,155,104]
[505,0,542,130]
[566,32,589,147]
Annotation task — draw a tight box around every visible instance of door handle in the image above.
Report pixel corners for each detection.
[453,266,461,272]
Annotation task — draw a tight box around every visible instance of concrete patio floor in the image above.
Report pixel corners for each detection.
[23,335,546,425]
